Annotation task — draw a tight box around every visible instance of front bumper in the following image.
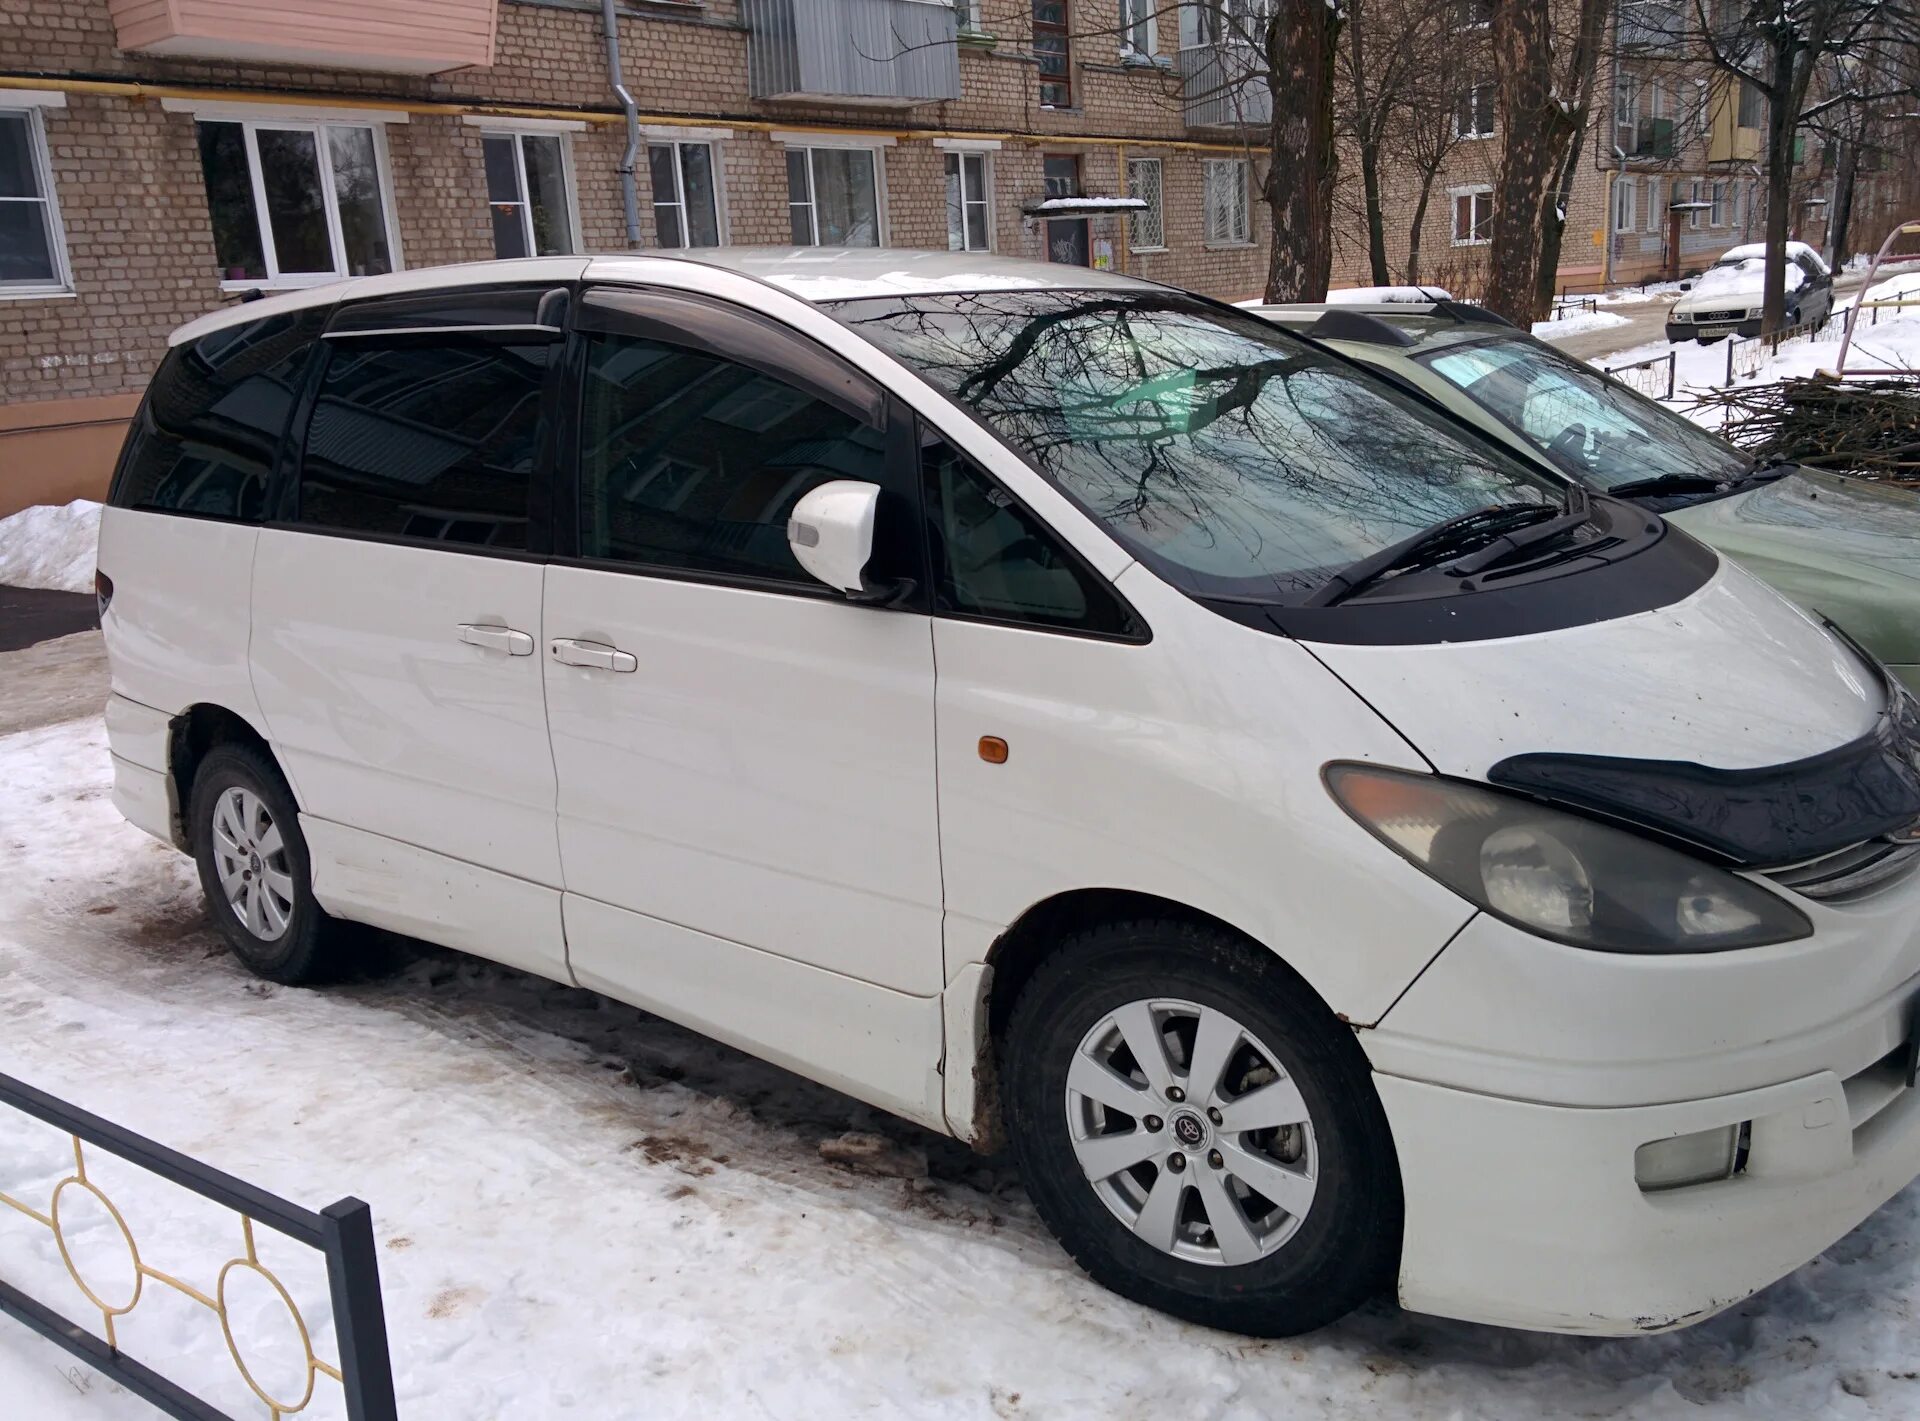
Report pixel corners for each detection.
[1378,1060,1920,1333]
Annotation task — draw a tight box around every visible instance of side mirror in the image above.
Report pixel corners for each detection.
[788,480,911,604]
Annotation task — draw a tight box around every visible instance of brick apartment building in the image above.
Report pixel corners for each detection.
[0,0,1902,515]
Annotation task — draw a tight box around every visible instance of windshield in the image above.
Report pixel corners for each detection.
[830,290,1567,601]
[1419,335,1750,489]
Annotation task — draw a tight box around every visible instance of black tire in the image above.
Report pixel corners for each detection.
[1003,920,1402,1337]
[188,742,347,986]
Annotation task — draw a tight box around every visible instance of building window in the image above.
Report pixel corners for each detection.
[1644,175,1664,233]
[1737,78,1764,129]
[1613,176,1636,233]
[1614,74,1638,135]
[1118,0,1155,57]
[483,132,576,259]
[1034,0,1072,107]
[0,107,69,295]
[1710,180,1727,226]
[1688,178,1704,229]
[1450,0,1492,28]
[786,147,881,247]
[649,141,722,248]
[1203,159,1251,245]
[1455,81,1496,139]
[945,152,991,252]
[195,119,396,287]
[1127,157,1164,250]
[953,0,981,31]
[1451,186,1492,245]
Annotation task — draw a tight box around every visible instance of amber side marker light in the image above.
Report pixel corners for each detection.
[979,736,1009,764]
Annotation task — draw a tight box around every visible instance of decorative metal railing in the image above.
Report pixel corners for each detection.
[0,1072,398,1421]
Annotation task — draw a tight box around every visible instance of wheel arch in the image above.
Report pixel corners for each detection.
[166,703,282,849]
[949,887,1347,1152]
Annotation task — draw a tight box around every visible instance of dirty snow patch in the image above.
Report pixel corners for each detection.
[0,500,101,593]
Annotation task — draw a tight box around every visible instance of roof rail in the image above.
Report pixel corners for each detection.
[1430,300,1514,328]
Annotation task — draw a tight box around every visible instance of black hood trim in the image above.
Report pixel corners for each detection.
[1489,661,1920,869]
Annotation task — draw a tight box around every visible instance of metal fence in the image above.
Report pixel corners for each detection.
[1858,297,1920,328]
[1548,295,1600,319]
[1725,315,1824,384]
[1605,349,1676,400]
[0,1072,398,1421]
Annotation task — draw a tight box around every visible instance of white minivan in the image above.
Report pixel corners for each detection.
[99,249,1920,1339]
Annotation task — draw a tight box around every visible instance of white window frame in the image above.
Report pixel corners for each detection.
[776,135,892,248]
[1709,179,1727,227]
[1202,159,1251,246]
[1689,178,1704,230]
[1455,81,1496,140]
[0,97,73,299]
[952,0,983,32]
[1450,184,1492,246]
[1449,0,1492,30]
[1118,0,1156,59]
[943,149,993,253]
[1612,175,1636,234]
[646,136,728,249]
[477,126,582,260]
[1644,175,1663,234]
[177,107,404,292]
[1614,73,1639,135]
[1127,156,1165,252]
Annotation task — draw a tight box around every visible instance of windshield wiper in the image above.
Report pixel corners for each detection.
[1604,471,1738,500]
[1307,486,1588,608]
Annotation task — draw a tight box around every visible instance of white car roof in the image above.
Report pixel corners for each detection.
[168,248,1150,347]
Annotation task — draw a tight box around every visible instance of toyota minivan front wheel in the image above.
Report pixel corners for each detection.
[1003,921,1402,1336]
[189,743,347,986]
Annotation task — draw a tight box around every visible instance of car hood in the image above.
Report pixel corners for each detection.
[1303,554,1883,781]
[1669,471,1920,665]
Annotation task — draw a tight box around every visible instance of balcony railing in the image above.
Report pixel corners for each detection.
[1178,41,1270,129]
[107,0,497,74]
[743,0,961,105]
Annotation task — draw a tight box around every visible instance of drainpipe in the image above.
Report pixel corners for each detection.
[602,0,643,247]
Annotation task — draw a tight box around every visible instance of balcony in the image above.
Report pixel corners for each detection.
[107,0,497,75]
[743,0,961,106]
[1178,42,1270,130]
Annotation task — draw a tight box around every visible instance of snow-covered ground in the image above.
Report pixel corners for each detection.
[6,673,1920,1418]
[0,499,100,593]
[1533,308,1632,340]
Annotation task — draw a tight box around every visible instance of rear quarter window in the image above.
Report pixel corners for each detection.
[111,311,326,521]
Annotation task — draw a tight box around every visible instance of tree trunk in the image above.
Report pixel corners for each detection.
[1263,0,1343,302]
[1534,143,1583,316]
[1760,57,1798,335]
[1360,138,1390,285]
[1485,1,1577,324]
[1825,133,1858,271]
[1406,172,1435,284]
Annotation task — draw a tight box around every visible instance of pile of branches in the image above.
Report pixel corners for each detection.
[1685,377,1920,483]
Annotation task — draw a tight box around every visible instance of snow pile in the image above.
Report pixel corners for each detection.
[0,500,100,593]
[11,708,1920,1417]
[1533,309,1632,339]
[1325,285,1453,303]
[1862,270,1920,307]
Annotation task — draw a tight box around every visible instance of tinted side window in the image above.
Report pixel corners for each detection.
[922,433,1140,638]
[111,311,324,521]
[295,336,551,550]
[578,329,886,584]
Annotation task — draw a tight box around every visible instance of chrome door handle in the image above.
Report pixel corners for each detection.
[550,637,637,673]
[458,623,535,656]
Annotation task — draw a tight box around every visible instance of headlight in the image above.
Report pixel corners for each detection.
[1325,764,1812,953]
[1672,309,1692,322]
[1750,307,1765,320]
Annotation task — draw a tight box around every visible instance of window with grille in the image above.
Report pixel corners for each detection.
[1127,158,1164,250]
[1034,0,1072,107]
[1203,160,1250,245]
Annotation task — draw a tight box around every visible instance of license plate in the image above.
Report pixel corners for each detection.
[1697,324,1737,336]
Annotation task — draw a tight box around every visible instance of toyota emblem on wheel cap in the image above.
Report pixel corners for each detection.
[1172,1112,1206,1147]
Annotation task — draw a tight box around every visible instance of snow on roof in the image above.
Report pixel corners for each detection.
[1021,196,1149,213]
[1324,285,1454,304]
[1719,240,1829,272]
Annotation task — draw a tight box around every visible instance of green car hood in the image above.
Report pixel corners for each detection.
[1670,470,1920,683]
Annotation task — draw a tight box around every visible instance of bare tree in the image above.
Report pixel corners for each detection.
[1687,0,1920,332]
[1384,8,1489,285]
[1260,1,1346,299]
[1484,0,1610,324]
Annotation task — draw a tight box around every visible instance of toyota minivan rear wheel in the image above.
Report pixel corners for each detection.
[1003,920,1401,1336]
[188,743,348,986]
